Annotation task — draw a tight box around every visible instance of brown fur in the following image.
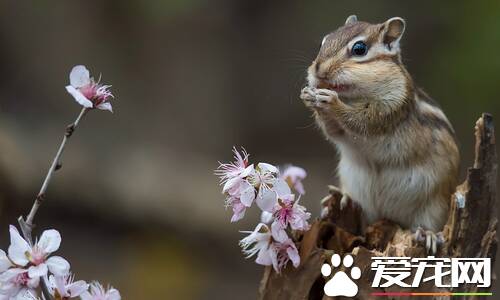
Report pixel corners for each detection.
[302,16,460,234]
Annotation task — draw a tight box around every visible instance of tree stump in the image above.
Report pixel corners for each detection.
[258,113,497,300]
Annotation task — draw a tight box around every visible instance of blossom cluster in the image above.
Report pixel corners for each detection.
[215,148,311,273]
[0,226,120,300]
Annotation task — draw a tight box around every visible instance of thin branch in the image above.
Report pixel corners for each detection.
[16,107,88,300]
[18,107,88,242]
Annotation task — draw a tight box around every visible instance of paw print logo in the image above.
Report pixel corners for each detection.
[321,253,361,297]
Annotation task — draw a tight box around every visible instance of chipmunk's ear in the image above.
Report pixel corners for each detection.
[345,15,358,25]
[381,17,405,50]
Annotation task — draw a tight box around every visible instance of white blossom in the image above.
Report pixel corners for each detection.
[65,65,114,112]
[7,226,70,278]
[48,273,88,299]
[80,282,121,300]
[239,223,300,273]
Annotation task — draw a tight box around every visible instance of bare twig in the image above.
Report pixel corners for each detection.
[18,107,88,243]
[15,107,88,300]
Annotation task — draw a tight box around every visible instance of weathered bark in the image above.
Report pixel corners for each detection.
[258,114,497,300]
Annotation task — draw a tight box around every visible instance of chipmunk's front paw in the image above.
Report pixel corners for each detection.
[414,227,445,255]
[300,86,317,107]
[300,87,339,110]
[314,88,339,105]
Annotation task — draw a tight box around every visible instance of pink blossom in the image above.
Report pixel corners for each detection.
[272,237,300,271]
[272,194,311,232]
[216,148,258,221]
[226,197,247,223]
[222,176,256,222]
[215,147,253,184]
[239,223,300,273]
[281,165,307,194]
[0,268,39,299]
[65,65,114,112]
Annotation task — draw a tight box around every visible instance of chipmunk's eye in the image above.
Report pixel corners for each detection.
[351,41,368,56]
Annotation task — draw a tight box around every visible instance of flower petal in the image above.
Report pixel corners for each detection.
[79,291,92,300]
[239,223,271,258]
[282,165,306,181]
[260,211,273,224]
[239,181,256,207]
[65,86,93,108]
[0,268,25,282]
[230,201,246,223]
[106,288,121,300]
[69,65,91,88]
[271,221,289,243]
[255,246,273,266]
[222,176,241,194]
[12,287,37,300]
[46,256,70,276]
[0,250,12,272]
[26,276,40,289]
[286,244,300,268]
[294,181,305,195]
[270,247,280,273]
[28,263,48,278]
[8,225,30,266]
[240,164,255,178]
[256,189,277,212]
[258,163,278,174]
[37,229,61,254]
[272,178,292,197]
[68,280,89,297]
[96,102,113,112]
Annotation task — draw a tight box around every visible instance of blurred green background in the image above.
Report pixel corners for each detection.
[0,0,499,299]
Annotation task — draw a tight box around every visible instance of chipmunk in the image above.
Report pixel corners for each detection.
[300,15,459,253]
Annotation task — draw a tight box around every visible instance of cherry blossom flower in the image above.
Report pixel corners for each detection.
[281,165,307,195]
[239,223,300,273]
[225,197,247,223]
[272,194,311,232]
[0,268,39,299]
[239,223,273,266]
[7,226,70,279]
[216,148,259,221]
[215,148,310,273]
[255,178,291,212]
[273,237,300,272]
[249,163,278,196]
[80,282,121,300]
[222,176,255,207]
[47,273,88,300]
[215,147,253,184]
[65,65,114,112]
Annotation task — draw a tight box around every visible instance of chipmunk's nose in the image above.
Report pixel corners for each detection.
[314,61,328,80]
[315,61,321,73]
